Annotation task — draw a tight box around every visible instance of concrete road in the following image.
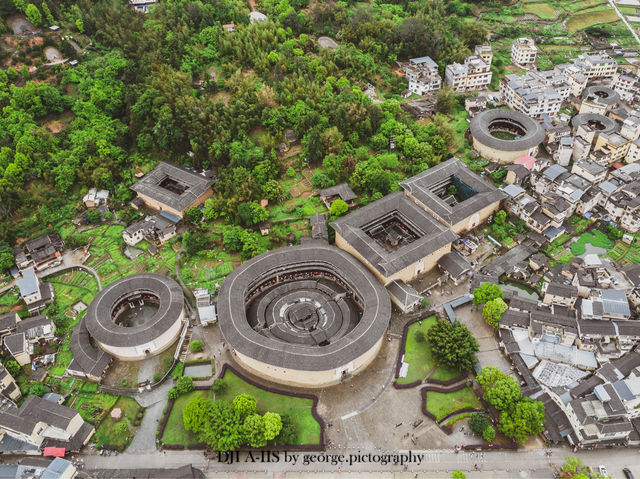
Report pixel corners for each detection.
[80,446,640,478]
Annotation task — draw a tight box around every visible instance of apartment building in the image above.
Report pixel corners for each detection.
[511,37,537,67]
[403,56,442,96]
[500,69,570,118]
[445,55,492,93]
[574,52,618,79]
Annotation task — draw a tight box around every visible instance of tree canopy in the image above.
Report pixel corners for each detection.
[426,319,478,371]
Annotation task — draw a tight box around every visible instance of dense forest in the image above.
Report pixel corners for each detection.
[0,0,491,250]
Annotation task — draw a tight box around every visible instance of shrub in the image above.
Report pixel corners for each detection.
[469,413,490,437]
[176,376,194,394]
[189,340,203,352]
[153,373,162,383]
[168,388,179,399]
[212,378,227,394]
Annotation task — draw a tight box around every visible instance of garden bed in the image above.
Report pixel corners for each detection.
[94,396,142,450]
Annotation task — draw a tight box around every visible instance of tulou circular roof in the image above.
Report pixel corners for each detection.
[217,242,391,371]
[470,109,545,152]
[85,273,184,348]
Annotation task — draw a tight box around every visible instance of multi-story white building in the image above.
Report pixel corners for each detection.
[555,63,588,97]
[626,139,640,163]
[474,44,493,66]
[500,69,570,118]
[445,55,492,93]
[574,52,618,79]
[511,38,537,68]
[612,73,638,103]
[403,56,442,96]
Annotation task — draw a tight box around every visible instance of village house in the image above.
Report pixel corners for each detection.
[574,52,618,79]
[122,212,180,247]
[130,162,214,218]
[0,395,94,453]
[14,234,64,272]
[445,54,492,93]
[402,56,442,96]
[511,37,537,68]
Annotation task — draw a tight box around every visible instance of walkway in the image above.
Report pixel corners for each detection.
[79,445,640,477]
[127,381,173,452]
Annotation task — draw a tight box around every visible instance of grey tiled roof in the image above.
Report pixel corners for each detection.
[437,252,471,278]
[69,317,112,379]
[469,109,545,151]
[331,191,458,278]
[386,280,422,309]
[319,183,357,202]
[218,243,391,371]
[85,273,183,348]
[399,158,507,227]
[130,162,214,213]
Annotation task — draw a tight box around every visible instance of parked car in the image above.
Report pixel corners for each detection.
[599,465,607,476]
[623,468,635,479]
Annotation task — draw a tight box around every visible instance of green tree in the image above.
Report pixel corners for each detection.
[286,167,295,177]
[25,4,42,26]
[262,179,285,202]
[189,340,203,352]
[482,425,496,442]
[275,415,297,445]
[477,366,506,390]
[75,18,84,33]
[12,0,25,12]
[183,231,209,256]
[311,171,334,189]
[233,394,257,421]
[212,379,227,394]
[427,320,479,371]
[473,283,504,305]
[4,360,20,377]
[183,397,214,434]
[263,412,282,441]
[560,456,592,479]
[329,198,349,217]
[184,207,203,225]
[452,471,466,479]
[29,382,48,397]
[498,398,545,443]
[468,412,490,436]
[485,376,521,412]
[482,298,508,328]
[176,376,194,394]
[41,2,54,25]
[86,209,102,224]
[0,242,14,272]
[242,413,266,447]
[494,210,507,225]
[436,87,456,114]
[168,388,179,399]
[201,400,244,452]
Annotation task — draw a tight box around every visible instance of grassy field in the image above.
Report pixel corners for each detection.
[396,316,462,385]
[569,230,614,256]
[215,369,322,445]
[397,316,438,385]
[522,1,557,19]
[162,369,323,447]
[425,386,484,421]
[94,396,142,449]
[161,389,210,446]
[566,9,619,33]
